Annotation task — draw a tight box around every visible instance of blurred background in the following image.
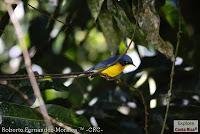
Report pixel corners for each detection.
[0,0,200,133]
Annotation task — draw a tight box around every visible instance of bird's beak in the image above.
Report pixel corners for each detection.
[132,62,136,67]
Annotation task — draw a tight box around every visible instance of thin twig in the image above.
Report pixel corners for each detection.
[137,91,148,134]
[6,83,33,106]
[120,81,149,134]
[124,0,139,55]
[135,43,142,59]
[130,1,149,132]
[124,25,137,55]
[160,5,182,134]
[5,1,53,130]
[47,0,63,33]
[0,71,95,81]
[27,2,67,27]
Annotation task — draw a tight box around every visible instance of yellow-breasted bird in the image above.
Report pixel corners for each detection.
[86,55,135,78]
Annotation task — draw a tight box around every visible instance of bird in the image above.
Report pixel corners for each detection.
[86,55,135,79]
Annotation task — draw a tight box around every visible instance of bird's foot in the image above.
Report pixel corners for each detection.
[101,74,116,81]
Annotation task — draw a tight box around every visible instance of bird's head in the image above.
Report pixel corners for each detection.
[119,55,135,66]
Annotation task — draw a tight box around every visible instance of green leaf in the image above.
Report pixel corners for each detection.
[118,41,126,54]
[0,83,35,105]
[87,0,104,21]
[0,11,4,17]
[0,102,90,129]
[101,1,145,52]
[110,1,146,44]
[160,0,179,28]
[47,105,90,128]
[65,48,76,61]
[23,33,31,48]
[44,89,69,101]
[67,78,90,108]
[52,32,65,54]
[108,2,136,38]
[0,102,44,129]
[98,8,121,54]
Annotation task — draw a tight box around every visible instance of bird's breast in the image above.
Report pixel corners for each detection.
[101,63,124,77]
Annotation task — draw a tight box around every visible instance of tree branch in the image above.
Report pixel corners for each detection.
[26,2,67,27]
[5,0,53,130]
[160,4,182,134]
[137,90,149,134]
[0,71,95,81]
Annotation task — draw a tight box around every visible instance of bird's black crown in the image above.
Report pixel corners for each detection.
[119,55,133,66]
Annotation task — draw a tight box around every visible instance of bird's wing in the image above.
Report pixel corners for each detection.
[87,56,119,72]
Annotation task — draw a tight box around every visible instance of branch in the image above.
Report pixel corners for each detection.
[5,0,53,130]
[47,0,63,33]
[160,4,182,134]
[0,71,95,81]
[7,83,33,106]
[119,80,149,134]
[26,2,67,27]
[123,0,139,55]
[137,91,149,134]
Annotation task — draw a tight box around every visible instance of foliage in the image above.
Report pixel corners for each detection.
[0,0,200,133]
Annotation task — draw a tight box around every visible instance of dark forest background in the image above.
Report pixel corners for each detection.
[0,0,200,134]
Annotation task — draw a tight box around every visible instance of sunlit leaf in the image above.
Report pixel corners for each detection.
[44,89,69,101]
[160,0,178,28]
[52,32,65,54]
[118,41,126,54]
